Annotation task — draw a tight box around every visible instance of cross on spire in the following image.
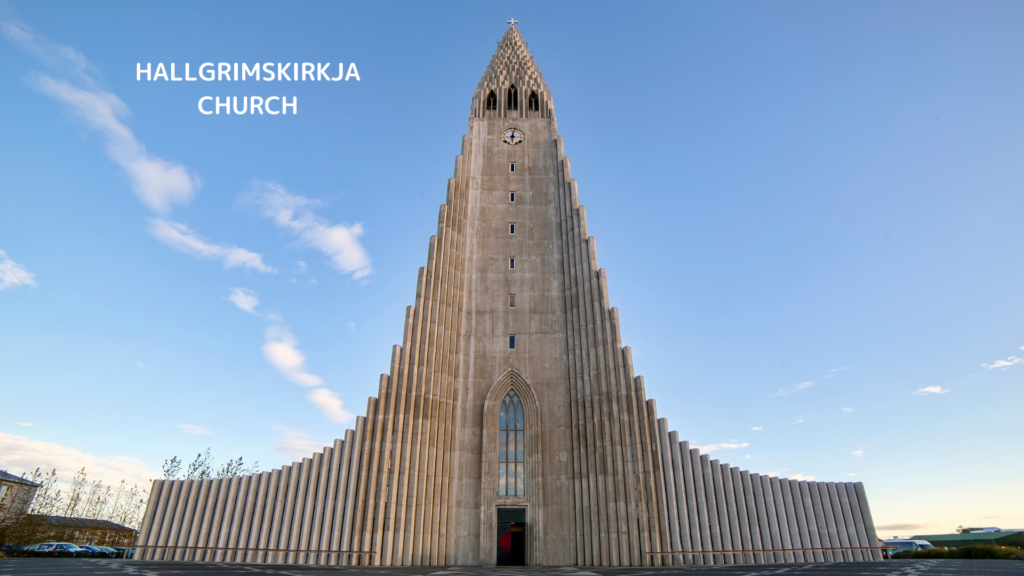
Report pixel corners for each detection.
[507,18,518,27]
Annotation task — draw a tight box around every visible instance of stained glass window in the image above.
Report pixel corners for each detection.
[498,391,525,496]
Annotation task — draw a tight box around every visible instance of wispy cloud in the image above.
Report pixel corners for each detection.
[251,182,372,279]
[177,424,213,436]
[823,366,849,379]
[150,219,275,273]
[262,325,323,387]
[846,473,856,477]
[229,288,260,314]
[0,431,158,488]
[793,416,806,424]
[771,381,815,397]
[693,442,749,453]
[982,356,1022,370]
[790,473,815,481]
[269,426,328,461]
[751,426,763,431]
[877,523,924,532]
[0,249,37,289]
[307,388,354,424]
[842,407,853,413]
[2,21,198,214]
[18,423,32,427]
[852,449,864,457]
[914,386,949,395]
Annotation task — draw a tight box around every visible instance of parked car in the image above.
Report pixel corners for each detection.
[883,538,935,554]
[97,546,121,558]
[17,542,90,557]
[114,547,134,559]
[76,545,113,557]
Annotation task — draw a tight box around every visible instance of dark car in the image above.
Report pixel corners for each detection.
[37,542,89,557]
[97,546,121,558]
[114,547,134,559]
[76,545,113,557]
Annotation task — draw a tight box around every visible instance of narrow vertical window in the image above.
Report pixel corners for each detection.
[509,223,516,235]
[507,84,518,110]
[509,258,515,270]
[509,294,516,308]
[508,334,516,350]
[498,391,524,496]
[486,90,497,110]
[509,192,515,202]
[528,91,539,112]
[509,163,516,173]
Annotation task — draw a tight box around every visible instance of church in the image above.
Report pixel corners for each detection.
[135,24,882,567]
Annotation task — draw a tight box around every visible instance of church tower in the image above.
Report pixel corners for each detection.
[136,24,882,568]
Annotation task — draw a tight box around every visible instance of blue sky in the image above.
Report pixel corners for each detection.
[1,1,1022,538]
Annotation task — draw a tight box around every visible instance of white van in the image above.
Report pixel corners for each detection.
[883,539,935,555]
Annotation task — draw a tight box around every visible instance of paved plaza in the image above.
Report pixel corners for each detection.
[1,559,1023,576]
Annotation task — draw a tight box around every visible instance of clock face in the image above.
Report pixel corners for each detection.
[501,128,525,145]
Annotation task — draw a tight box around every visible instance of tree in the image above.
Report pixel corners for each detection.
[162,456,182,479]
[161,449,259,480]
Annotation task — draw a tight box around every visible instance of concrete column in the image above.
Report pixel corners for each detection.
[739,472,763,564]
[288,458,313,564]
[244,472,272,563]
[710,460,733,564]
[213,477,240,562]
[678,441,703,563]
[782,480,807,562]
[655,420,682,566]
[835,482,863,561]
[797,481,823,562]
[298,452,324,564]
[327,436,352,565]
[135,480,163,561]
[817,482,843,561]
[235,474,262,562]
[645,400,673,566]
[720,464,743,564]
[340,421,365,565]
[184,479,211,561]
[310,446,335,565]
[153,480,182,561]
[689,449,712,565]
[759,475,783,563]
[768,477,792,562]
[204,479,230,562]
[226,475,251,562]
[256,469,281,564]
[192,479,218,562]
[809,482,833,560]
[275,463,302,564]
[667,434,694,565]
[699,455,723,564]
[854,483,882,561]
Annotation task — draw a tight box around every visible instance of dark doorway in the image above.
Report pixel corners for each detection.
[496,507,526,565]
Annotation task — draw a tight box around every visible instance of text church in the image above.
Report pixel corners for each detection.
[136,23,881,567]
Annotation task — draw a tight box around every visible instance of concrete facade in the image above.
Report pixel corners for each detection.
[136,26,882,567]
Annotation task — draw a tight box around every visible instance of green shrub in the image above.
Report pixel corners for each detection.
[894,545,1023,560]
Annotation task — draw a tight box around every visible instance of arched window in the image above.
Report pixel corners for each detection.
[528,91,539,112]
[498,391,524,496]
[507,84,518,111]
[486,90,497,110]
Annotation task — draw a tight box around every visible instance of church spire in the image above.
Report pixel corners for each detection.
[473,25,553,119]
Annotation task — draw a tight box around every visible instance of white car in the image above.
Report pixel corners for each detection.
[884,539,935,555]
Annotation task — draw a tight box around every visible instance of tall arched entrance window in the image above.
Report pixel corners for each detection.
[498,391,524,496]
[506,84,519,111]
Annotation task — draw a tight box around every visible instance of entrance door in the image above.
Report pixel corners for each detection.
[496,507,526,565]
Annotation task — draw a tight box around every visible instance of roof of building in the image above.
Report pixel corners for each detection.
[27,514,135,532]
[911,531,1024,547]
[0,470,42,487]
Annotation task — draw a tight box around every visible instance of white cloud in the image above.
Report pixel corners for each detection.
[823,366,849,379]
[751,426,763,431]
[262,325,323,387]
[693,442,749,453]
[177,424,213,436]
[229,288,260,314]
[18,423,32,427]
[847,473,856,477]
[914,385,950,395]
[744,455,752,459]
[150,219,275,273]
[772,381,815,397]
[982,356,1022,370]
[2,21,198,214]
[790,473,815,481]
[296,260,307,273]
[793,416,806,424]
[852,449,864,457]
[251,182,372,279]
[0,249,37,289]
[0,432,158,489]
[307,388,354,424]
[842,407,853,413]
[269,426,329,461]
